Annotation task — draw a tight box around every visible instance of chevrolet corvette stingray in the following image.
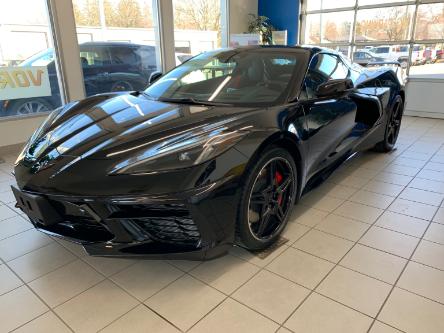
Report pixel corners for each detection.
[12,46,405,259]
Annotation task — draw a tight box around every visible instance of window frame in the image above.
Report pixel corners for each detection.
[300,0,444,77]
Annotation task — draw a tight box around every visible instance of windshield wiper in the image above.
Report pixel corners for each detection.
[135,91,156,100]
[158,97,231,106]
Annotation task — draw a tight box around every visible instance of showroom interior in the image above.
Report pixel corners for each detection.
[1,0,444,332]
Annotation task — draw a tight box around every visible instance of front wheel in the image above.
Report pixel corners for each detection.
[374,95,404,152]
[8,98,53,116]
[236,147,298,250]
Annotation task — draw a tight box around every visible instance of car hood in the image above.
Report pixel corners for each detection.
[20,92,260,165]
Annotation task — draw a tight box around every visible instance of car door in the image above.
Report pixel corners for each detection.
[79,45,112,96]
[300,53,357,177]
[108,46,146,91]
[136,46,158,84]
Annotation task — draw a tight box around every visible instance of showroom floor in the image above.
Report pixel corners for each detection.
[1,116,444,333]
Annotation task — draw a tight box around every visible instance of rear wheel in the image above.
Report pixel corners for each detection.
[236,147,297,250]
[111,81,133,92]
[374,95,403,152]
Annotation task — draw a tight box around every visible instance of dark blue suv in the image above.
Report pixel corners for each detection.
[1,42,157,117]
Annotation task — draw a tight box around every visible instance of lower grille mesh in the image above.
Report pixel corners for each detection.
[134,216,200,244]
[115,204,201,246]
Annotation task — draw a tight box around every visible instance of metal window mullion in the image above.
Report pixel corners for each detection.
[304,6,356,15]
[350,1,358,56]
[220,0,229,48]
[299,0,308,44]
[154,0,176,73]
[418,0,444,4]
[304,1,417,14]
[357,1,416,10]
[411,38,444,44]
[406,0,421,76]
[354,40,412,46]
[296,0,302,44]
[46,0,85,103]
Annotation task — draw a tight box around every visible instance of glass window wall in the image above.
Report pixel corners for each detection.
[301,0,444,78]
[0,0,63,118]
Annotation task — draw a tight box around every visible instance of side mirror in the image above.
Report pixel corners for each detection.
[149,71,162,85]
[316,79,354,98]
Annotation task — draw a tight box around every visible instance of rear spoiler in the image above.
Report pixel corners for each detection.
[366,61,402,67]
[365,61,407,83]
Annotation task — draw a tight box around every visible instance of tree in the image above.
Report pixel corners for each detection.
[415,5,444,40]
[324,21,338,42]
[174,0,221,47]
[174,0,220,31]
[380,7,411,41]
[140,2,154,28]
[356,7,411,41]
[308,22,320,44]
[73,0,100,26]
[109,0,144,28]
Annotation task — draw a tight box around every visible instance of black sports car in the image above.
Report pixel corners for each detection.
[12,46,405,259]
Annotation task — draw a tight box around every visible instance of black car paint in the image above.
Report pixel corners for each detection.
[13,46,404,259]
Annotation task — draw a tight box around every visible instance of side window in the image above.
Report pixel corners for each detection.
[135,46,157,68]
[110,47,138,65]
[301,54,349,100]
[79,47,110,67]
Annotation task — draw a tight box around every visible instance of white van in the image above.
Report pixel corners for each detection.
[368,45,426,66]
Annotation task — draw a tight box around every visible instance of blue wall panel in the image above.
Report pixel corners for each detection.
[258,0,300,45]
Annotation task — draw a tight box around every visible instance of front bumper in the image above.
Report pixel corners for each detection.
[12,177,240,260]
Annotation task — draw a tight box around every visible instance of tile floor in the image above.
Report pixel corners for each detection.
[1,116,444,332]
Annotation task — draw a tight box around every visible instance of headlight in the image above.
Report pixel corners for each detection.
[110,123,251,175]
[14,106,65,166]
[14,102,78,166]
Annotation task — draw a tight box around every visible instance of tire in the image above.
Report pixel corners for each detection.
[236,146,298,250]
[373,95,404,152]
[111,81,133,92]
[8,98,54,116]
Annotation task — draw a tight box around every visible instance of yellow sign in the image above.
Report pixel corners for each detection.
[0,66,51,100]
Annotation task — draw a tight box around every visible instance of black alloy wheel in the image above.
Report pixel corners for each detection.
[237,147,297,250]
[374,95,403,152]
[387,97,403,146]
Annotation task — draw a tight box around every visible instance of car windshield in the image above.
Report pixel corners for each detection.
[20,49,54,67]
[144,49,308,106]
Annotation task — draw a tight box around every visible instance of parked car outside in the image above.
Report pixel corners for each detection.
[368,45,426,67]
[352,50,385,66]
[0,42,157,117]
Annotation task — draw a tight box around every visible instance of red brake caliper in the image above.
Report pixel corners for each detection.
[275,171,283,206]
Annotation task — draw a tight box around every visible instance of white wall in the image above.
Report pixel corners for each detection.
[0,115,45,148]
[229,0,258,35]
[405,77,444,119]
